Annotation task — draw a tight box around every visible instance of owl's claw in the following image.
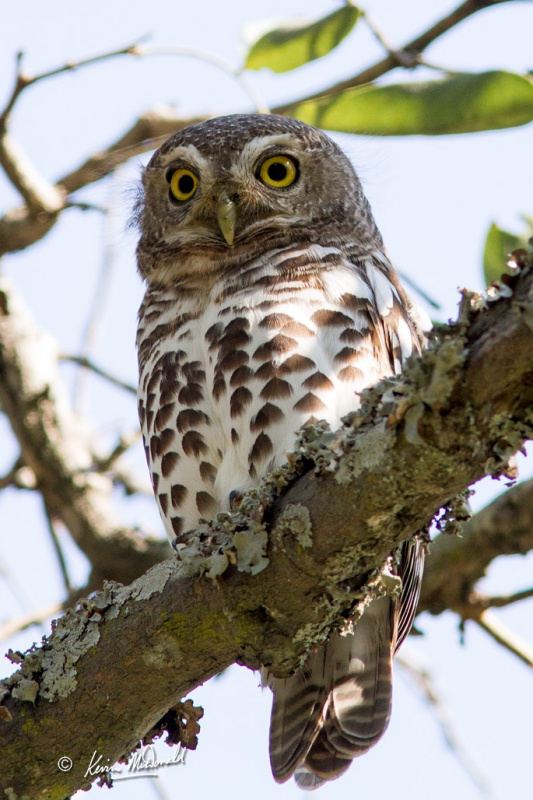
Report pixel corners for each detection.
[229,490,242,510]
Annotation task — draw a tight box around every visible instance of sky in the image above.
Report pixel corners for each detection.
[1,1,532,799]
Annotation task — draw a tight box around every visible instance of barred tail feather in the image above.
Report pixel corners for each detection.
[268,540,425,789]
[268,596,395,787]
[268,668,328,782]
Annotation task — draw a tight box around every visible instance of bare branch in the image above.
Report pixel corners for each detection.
[397,650,499,800]
[135,44,269,114]
[0,278,168,585]
[109,465,154,497]
[0,602,62,644]
[60,354,137,396]
[360,10,420,70]
[0,1,514,256]
[43,509,73,596]
[0,111,208,257]
[0,460,20,489]
[57,110,209,194]
[0,42,142,127]
[483,587,533,608]
[0,132,65,213]
[94,431,142,473]
[0,42,143,213]
[421,476,533,615]
[473,610,533,668]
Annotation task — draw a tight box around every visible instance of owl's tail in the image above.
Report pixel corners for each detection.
[267,594,395,789]
[267,539,425,789]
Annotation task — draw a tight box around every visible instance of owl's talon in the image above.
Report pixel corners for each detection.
[229,490,242,510]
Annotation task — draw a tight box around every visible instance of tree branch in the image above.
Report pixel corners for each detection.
[0,110,208,257]
[421,475,533,615]
[60,354,137,396]
[397,650,497,800]
[472,609,533,667]
[1,252,533,798]
[0,279,168,584]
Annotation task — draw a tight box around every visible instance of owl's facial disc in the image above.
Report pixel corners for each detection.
[157,137,310,249]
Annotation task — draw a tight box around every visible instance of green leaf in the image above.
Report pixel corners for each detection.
[483,222,530,286]
[290,71,533,135]
[243,5,360,73]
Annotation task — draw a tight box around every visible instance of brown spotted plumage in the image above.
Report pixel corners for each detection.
[135,114,428,790]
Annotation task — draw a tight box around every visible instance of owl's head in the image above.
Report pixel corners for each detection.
[136,114,375,282]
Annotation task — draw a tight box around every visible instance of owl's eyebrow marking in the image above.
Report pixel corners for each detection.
[231,134,302,173]
[157,144,209,171]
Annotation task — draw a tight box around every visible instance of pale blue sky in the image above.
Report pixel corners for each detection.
[1,2,532,799]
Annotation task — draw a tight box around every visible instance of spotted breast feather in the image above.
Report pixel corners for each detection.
[137,242,418,538]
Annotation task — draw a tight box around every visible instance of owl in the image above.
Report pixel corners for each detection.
[136,114,426,790]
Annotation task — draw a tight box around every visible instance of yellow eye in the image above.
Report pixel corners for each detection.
[258,156,298,188]
[169,169,198,201]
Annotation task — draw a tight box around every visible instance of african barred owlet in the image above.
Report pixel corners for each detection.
[136,114,425,790]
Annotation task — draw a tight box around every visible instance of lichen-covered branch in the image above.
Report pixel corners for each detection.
[1,253,533,799]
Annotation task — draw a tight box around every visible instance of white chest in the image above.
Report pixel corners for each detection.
[137,251,411,540]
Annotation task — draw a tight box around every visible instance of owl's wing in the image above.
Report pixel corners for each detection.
[268,257,427,790]
[396,537,426,651]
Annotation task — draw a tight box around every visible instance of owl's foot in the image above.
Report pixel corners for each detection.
[229,490,243,510]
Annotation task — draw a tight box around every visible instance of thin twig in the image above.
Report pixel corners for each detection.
[66,200,107,214]
[473,609,533,668]
[0,602,62,644]
[397,649,499,800]
[95,431,142,473]
[483,587,533,608]
[0,132,66,213]
[60,355,137,395]
[0,41,144,127]
[0,461,20,489]
[0,555,36,613]
[44,506,73,596]
[360,10,419,69]
[147,775,173,800]
[398,271,442,310]
[0,42,144,212]
[110,467,153,497]
[72,183,121,411]
[134,44,270,115]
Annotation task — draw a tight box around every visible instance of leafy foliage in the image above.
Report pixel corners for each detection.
[243,5,360,73]
[290,71,533,135]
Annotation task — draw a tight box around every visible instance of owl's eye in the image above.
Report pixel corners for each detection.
[168,168,199,202]
[258,156,298,188]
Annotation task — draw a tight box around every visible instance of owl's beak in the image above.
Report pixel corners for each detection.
[217,192,237,246]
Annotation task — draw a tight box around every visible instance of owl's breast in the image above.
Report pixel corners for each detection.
[137,248,413,540]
